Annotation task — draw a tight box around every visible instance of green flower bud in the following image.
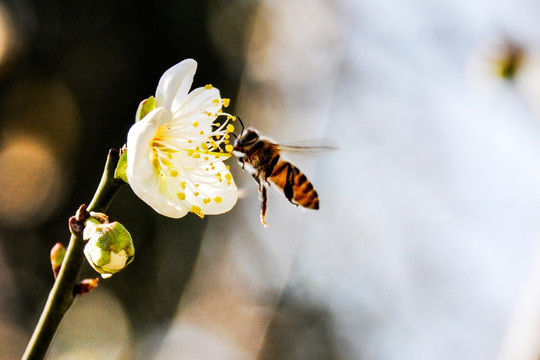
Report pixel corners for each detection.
[50,243,66,278]
[83,221,135,279]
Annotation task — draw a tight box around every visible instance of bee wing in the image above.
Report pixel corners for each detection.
[277,138,339,154]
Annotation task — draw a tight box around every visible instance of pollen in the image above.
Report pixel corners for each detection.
[200,130,204,135]
[193,121,199,127]
[214,196,222,203]
[181,182,186,189]
[212,99,220,104]
[190,205,204,218]
[226,124,234,133]
[203,198,211,204]
[177,192,186,200]
[222,98,230,107]
[225,173,232,181]
[225,144,233,153]
[204,84,213,90]
[194,192,199,196]
[170,170,178,177]
[193,153,200,159]
[201,143,208,151]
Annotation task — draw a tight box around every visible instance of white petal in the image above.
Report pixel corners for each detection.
[126,107,169,181]
[126,108,190,218]
[184,162,238,215]
[173,86,222,119]
[155,59,197,113]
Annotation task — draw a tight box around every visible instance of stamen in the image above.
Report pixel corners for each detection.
[190,205,204,218]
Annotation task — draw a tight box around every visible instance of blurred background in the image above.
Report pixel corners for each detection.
[2,0,540,359]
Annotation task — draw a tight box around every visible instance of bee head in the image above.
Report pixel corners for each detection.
[233,127,260,153]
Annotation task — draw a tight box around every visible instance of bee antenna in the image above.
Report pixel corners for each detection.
[237,116,245,134]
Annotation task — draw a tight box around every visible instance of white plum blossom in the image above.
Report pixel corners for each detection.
[126,59,238,218]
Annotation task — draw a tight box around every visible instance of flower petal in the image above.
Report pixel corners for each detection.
[126,108,190,218]
[183,162,238,215]
[155,58,197,113]
[126,107,169,181]
[173,86,222,120]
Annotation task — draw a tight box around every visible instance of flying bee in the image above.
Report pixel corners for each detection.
[232,119,335,226]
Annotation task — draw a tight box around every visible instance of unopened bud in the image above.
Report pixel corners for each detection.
[83,221,135,279]
[75,278,99,295]
[50,243,66,278]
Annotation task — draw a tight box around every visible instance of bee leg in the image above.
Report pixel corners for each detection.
[238,157,246,170]
[260,184,268,227]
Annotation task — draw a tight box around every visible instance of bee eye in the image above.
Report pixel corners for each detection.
[242,130,259,144]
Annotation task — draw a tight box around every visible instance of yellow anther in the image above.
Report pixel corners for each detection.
[170,170,178,177]
[177,192,186,200]
[225,173,232,181]
[212,99,220,104]
[222,98,230,107]
[203,198,211,204]
[226,124,234,133]
[181,182,186,189]
[194,192,199,196]
[201,143,208,150]
[193,121,199,127]
[205,111,212,116]
[204,84,213,90]
[190,205,204,218]
[204,156,209,161]
[214,196,222,203]
[193,153,200,159]
[225,144,233,152]
[200,130,204,135]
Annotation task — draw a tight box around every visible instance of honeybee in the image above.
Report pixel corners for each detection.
[232,121,333,226]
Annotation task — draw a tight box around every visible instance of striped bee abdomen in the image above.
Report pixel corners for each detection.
[269,160,320,210]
